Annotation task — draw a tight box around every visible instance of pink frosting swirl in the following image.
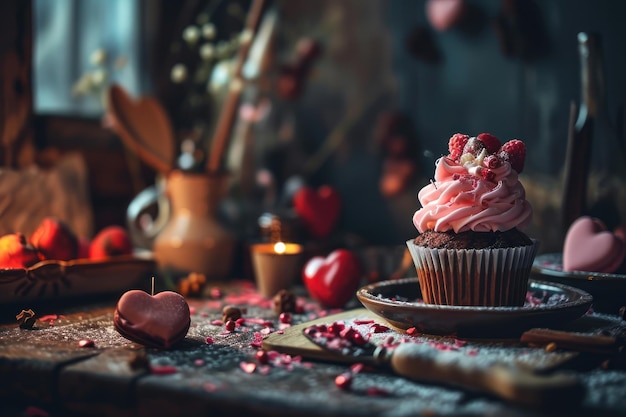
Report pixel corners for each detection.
[413,156,532,233]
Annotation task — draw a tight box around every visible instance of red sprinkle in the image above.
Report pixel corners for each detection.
[406,327,419,336]
[256,350,269,364]
[151,365,178,375]
[366,386,391,397]
[279,312,292,324]
[369,323,390,333]
[335,372,352,390]
[205,337,214,344]
[225,320,236,332]
[78,339,95,348]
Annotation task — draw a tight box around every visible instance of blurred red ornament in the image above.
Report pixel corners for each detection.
[293,185,341,239]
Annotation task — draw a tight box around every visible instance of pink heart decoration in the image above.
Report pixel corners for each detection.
[114,290,190,349]
[563,216,626,273]
[426,0,466,32]
[303,249,362,308]
[293,185,341,239]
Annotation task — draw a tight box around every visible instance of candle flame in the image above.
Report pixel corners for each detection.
[273,241,286,254]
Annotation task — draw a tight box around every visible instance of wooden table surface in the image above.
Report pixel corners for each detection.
[1,280,625,417]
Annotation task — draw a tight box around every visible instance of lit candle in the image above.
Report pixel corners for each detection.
[251,242,303,297]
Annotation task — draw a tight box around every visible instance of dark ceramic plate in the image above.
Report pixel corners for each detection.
[532,253,626,314]
[357,278,592,338]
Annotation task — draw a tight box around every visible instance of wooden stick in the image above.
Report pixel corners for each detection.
[206,0,266,174]
[521,328,618,355]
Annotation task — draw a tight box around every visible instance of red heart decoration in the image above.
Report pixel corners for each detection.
[293,185,341,239]
[303,249,362,308]
[563,216,626,273]
[426,0,466,32]
[114,290,191,349]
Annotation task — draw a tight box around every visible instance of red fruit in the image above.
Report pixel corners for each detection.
[498,139,526,173]
[462,137,485,156]
[293,185,342,239]
[0,233,41,268]
[77,238,91,259]
[448,133,469,160]
[89,226,133,260]
[476,132,502,154]
[303,249,362,308]
[30,217,78,261]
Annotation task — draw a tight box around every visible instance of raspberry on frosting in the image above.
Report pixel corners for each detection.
[498,139,526,173]
[448,133,469,160]
[476,133,501,154]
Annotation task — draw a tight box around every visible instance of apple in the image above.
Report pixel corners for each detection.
[89,226,133,260]
[30,217,78,261]
[0,233,41,268]
[303,249,363,308]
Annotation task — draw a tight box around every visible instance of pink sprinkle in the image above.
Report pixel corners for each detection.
[204,382,220,392]
[236,318,246,325]
[194,359,204,366]
[406,327,419,336]
[210,287,223,299]
[260,327,272,335]
[151,365,178,375]
[200,312,209,317]
[240,361,257,374]
[258,365,272,375]
[454,339,467,347]
[25,406,50,417]
[249,340,263,348]
[335,372,352,390]
[350,363,364,374]
[245,317,274,327]
[189,306,197,315]
[205,337,214,344]
[366,386,391,397]
[211,319,223,326]
[276,330,284,334]
[467,349,479,356]
[354,319,375,325]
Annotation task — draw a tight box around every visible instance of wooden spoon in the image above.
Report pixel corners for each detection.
[106,84,175,174]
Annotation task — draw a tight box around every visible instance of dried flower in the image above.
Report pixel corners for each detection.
[183,25,201,45]
[202,23,216,40]
[199,43,215,61]
[171,64,188,83]
[90,48,107,66]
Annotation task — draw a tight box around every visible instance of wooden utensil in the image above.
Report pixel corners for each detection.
[107,84,175,174]
[263,309,584,408]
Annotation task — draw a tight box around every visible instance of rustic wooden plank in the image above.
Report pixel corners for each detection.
[58,348,146,417]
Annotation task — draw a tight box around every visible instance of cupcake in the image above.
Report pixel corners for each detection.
[407,133,537,306]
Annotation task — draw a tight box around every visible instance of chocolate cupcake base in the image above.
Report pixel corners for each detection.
[406,239,538,307]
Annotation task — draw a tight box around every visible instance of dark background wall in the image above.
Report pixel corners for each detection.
[273,0,626,252]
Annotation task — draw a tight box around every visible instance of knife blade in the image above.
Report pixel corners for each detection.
[303,322,584,408]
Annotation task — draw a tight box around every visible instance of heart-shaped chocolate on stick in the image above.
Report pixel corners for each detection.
[114,290,191,349]
[563,216,626,273]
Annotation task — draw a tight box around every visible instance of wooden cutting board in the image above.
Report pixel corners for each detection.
[262,308,581,373]
[262,308,382,363]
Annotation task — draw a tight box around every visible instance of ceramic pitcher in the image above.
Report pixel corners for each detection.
[141,170,235,279]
